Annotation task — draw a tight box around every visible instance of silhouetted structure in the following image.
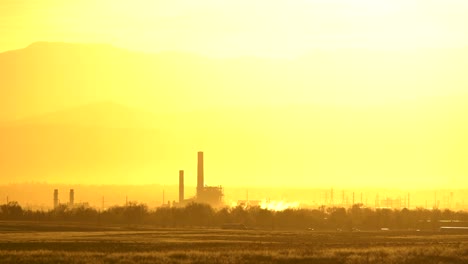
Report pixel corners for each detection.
[179,170,184,203]
[197,151,204,194]
[378,197,403,209]
[175,151,223,208]
[69,189,74,207]
[195,152,223,207]
[197,186,223,206]
[53,189,59,209]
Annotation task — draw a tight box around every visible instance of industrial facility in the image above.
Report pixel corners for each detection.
[177,151,224,208]
[50,151,223,210]
[53,189,76,209]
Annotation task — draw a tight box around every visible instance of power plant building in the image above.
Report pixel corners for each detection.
[177,151,224,208]
[52,189,81,209]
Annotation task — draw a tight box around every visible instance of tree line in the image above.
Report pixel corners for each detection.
[1,201,468,231]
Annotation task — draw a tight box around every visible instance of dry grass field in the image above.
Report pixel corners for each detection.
[0,221,467,263]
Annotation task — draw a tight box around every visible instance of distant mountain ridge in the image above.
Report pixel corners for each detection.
[0,101,166,183]
[2,41,468,121]
[4,101,160,129]
[1,42,468,187]
[0,41,215,121]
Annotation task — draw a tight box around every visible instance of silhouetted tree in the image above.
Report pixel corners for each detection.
[0,201,23,220]
[123,202,148,225]
[328,207,347,229]
[3,200,468,231]
[185,203,214,226]
[214,207,231,226]
[252,207,274,229]
[230,206,251,225]
[71,204,99,222]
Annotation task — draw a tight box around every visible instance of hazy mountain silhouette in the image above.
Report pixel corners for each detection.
[6,101,160,128]
[2,41,468,122]
[0,41,214,121]
[0,41,285,121]
[1,42,468,186]
[0,102,166,183]
[2,98,467,186]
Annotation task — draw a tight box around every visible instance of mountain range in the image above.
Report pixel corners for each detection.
[1,42,468,187]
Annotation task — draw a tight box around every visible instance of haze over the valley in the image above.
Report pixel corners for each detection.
[3,3,468,264]
[1,0,468,191]
[0,42,467,190]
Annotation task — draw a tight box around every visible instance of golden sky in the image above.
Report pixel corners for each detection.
[2,0,468,57]
[1,1,468,189]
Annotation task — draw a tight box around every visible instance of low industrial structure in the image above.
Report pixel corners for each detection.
[51,152,223,209]
[52,189,77,209]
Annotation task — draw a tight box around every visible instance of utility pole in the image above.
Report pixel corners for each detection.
[407,193,410,209]
[450,192,454,210]
[342,190,345,206]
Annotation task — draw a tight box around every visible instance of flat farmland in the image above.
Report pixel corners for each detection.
[0,222,467,263]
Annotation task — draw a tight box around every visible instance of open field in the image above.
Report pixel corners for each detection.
[1,221,468,263]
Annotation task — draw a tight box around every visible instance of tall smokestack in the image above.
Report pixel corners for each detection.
[53,189,59,209]
[69,189,74,206]
[197,151,204,194]
[179,170,184,203]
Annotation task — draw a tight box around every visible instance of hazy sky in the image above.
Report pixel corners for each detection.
[2,0,468,57]
[1,1,468,188]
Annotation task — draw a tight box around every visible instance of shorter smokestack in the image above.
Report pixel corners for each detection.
[53,189,59,209]
[197,151,204,194]
[179,170,184,203]
[69,189,74,206]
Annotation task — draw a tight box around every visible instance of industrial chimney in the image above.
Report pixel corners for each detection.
[197,151,204,195]
[179,170,184,203]
[69,189,74,206]
[53,189,59,209]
